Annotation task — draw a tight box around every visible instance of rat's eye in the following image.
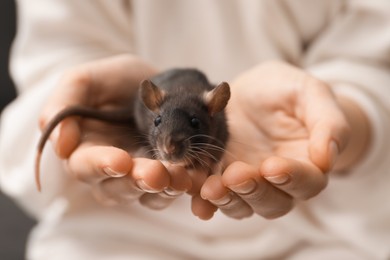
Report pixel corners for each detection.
[190,116,200,128]
[154,116,162,127]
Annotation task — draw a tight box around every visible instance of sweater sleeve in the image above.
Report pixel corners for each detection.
[0,0,134,218]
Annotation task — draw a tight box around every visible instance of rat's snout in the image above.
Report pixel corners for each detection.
[159,135,188,162]
[163,140,176,155]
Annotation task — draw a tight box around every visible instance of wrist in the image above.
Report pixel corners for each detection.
[333,95,371,171]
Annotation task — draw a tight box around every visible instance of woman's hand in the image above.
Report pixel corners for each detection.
[195,61,359,220]
[39,54,193,209]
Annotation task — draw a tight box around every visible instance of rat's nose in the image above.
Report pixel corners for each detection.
[163,142,176,155]
[161,135,186,161]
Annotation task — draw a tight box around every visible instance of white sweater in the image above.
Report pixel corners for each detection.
[1,0,390,259]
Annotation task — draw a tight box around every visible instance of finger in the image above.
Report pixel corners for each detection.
[191,194,218,220]
[201,175,253,219]
[38,93,84,159]
[186,168,217,220]
[50,117,82,159]
[186,168,209,196]
[138,165,192,210]
[163,164,192,197]
[95,158,171,208]
[68,145,132,184]
[301,79,351,172]
[37,69,95,159]
[93,176,143,206]
[223,161,293,219]
[130,158,170,193]
[260,156,328,200]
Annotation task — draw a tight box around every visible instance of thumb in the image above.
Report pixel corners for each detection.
[302,80,350,172]
[38,69,91,159]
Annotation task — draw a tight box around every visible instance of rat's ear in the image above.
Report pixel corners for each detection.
[140,80,165,112]
[203,82,231,116]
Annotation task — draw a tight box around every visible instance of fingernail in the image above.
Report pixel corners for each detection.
[163,187,184,197]
[229,179,257,194]
[209,193,232,206]
[264,174,290,185]
[103,167,127,178]
[329,141,339,169]
[136,179,159,193]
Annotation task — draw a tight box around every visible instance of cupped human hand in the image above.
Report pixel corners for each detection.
[195,61,352,220]
[39,54,193,209]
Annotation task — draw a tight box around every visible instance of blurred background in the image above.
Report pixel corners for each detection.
[0,1,37,259]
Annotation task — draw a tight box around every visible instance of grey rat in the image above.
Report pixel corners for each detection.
[35,68,230,191]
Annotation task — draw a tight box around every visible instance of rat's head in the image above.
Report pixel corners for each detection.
[139,79,230,166]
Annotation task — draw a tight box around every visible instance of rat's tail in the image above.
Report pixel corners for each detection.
[35,151,42,192]
[34,106,135,192]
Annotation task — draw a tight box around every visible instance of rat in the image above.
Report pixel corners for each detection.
[35,68,230,191]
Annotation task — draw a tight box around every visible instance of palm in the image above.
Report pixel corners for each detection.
[196,61,352,220]
[225,65,311,167]
[227,107,310,167]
